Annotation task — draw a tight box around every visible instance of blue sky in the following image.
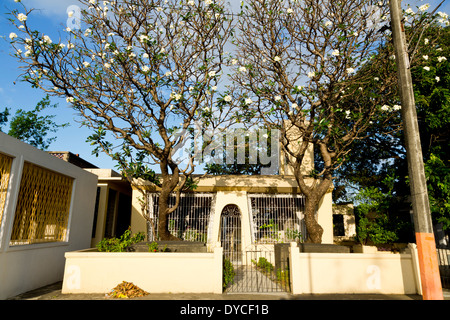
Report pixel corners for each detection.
[0,0,119,169]
[0,0,449,172]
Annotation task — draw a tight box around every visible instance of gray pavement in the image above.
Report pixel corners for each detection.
[6,281,450,300]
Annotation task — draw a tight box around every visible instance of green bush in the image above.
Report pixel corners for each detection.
[356,213,398,245]
[223,258,235,289]
[276,266,290,285]
[354,179,400,245]
[96,228,145,252]
[252,257,274,273]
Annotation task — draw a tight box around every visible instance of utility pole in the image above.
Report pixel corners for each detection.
[389,0,443,300]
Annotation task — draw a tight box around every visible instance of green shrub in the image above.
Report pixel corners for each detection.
[356,213,398,245]
[252,257,274,273]
[96,228,145,252]
[276,266,289,285]
[354,181,400,245]
[223,258,235,289]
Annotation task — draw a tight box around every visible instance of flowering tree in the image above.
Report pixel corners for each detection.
[336,6,450,235]
[229,0,405,243]
[8,0,233,240]
[411,19,450,233]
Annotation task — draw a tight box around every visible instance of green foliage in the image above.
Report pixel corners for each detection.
[259,219,282,242]
[252,257,274,273]
[96,228,145,252]
[276,266,290,286]
[183,176,198,192]
[411,25,450,231]
[223,258,235,289]
[0,108,9,129]
[425,153,450,230]
[354,179,402,245]
[335,19,450,235]
[285,228,303,242]
[356,213,399,245]
[147,241,168,252]
[259,219,277,231]
[0,95,69,150]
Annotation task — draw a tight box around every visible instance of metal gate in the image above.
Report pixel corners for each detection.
[221,204,242,265]
[221,205,290,293]
[224,245,290,293]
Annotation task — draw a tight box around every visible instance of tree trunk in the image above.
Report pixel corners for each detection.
[303,194,324,243]
[157,187,181,241]
[295,170,332,244]
[157,158,183,241]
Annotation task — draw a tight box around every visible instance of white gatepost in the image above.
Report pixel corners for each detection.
[408,243,423,295]
[289,242,302,294]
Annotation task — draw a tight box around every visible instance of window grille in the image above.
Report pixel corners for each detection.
[146,193,215,243]
[248,194,306,244]
[10,162,74,245]
[0,153,13,228]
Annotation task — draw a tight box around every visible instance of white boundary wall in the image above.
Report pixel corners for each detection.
[62,247,223,294]
[289,242,422,295]
[0,132,98,299]
[61,243,421,295]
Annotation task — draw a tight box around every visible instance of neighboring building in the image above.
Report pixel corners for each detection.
[84,169,132,247]
[48,151,98,169]
[46,153,132,248]
[0,132,98,299]
[332,203,357,243]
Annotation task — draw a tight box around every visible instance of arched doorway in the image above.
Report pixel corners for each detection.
[220,204,242,264]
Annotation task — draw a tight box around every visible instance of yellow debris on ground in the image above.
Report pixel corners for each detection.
[107,281,149,299]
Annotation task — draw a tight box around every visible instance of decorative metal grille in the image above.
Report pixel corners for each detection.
[146,193,214,242]
[0,153,13,228]
[248,194,306,244]
[10,162,74,245]
[221,204,242,264]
